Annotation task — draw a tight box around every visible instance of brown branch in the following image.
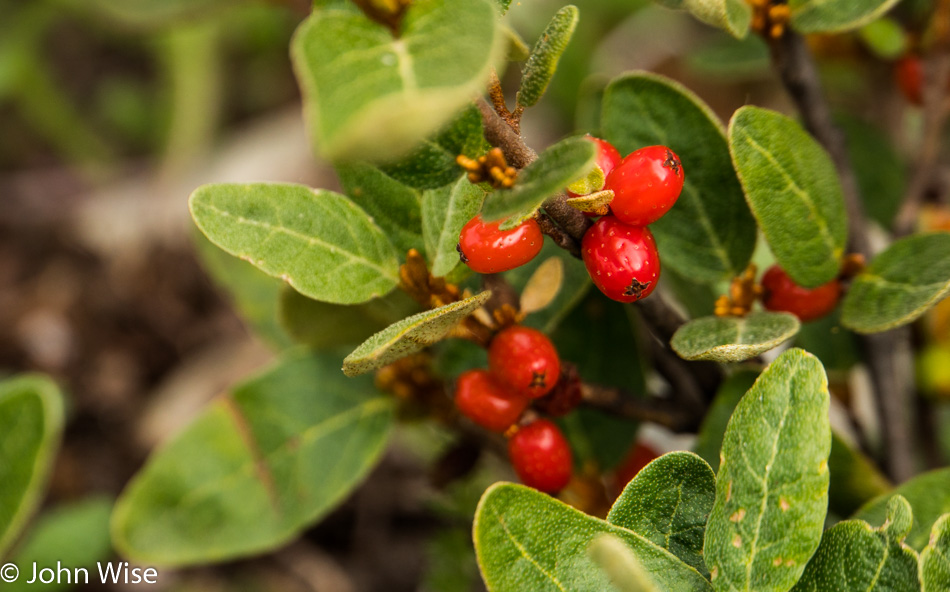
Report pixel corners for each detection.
[770,31,916,481]
[537,212,581,257]
[580,383,701,432]
[894,29,950,236]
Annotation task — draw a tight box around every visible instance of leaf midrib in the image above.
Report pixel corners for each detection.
[738,130,839,261]
[199,201,397,281]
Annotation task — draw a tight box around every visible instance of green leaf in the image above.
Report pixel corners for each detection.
[858,17,908,60]
[589,534,662,592]
[791,496,919,591]
[343,292,492,376]
[792,309,860,371]
[56,0,239,27]
[279,288,418,350]
[602,73,756,283]
[0,375,64,558]
[671,312,801,363]
[474,483,714,591]
[839,114,905,228]
[189,183,400,305]
[379,104,489,191]
[921,514,950,591]
[112,351,395,565]
[704,349,831,592]
[336,162,424,255]
[607,452,716,577]
[481,136,597,227]
[423,177,487,277]
[728,106,848,288]
[494,0,512,15]
[842,233,950,333]
[193,230,293,349]
[854,468,950,551]
[682,0,752,39]
[827,432,892,517]
[694,370,760,471]
[516,5,579,109]
[291,0,502,162]
[7,498,113,592]
[789,0,902,34]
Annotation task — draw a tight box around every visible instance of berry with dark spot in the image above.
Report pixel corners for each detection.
[508,419,573,494]
[761,265,841,322]
[605,145,684,226]
[582,216,660,303]
[457,215,544,274]
[488,325,561,399]
[454,369,528,433]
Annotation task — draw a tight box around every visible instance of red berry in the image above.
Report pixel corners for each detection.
[582,216,660,303]
[454,369,528,433]
[457,215,544,274]
[896,55,923,106]
[567,136,622,198]
[508,419,573,493]
[605,145,684,226]
[488,325,561,399]
[761,265,841,322]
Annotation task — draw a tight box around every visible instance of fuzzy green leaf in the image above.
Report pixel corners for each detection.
[7,498,113,592]
[516,5,579,108]
[343,292,491,376]
[704,349,831,592]
[791,496,919,591]
[335,163,424,255]
[855,468,950,551]
[921,514,950,591]
[481,136,597,227]
[279,288,417,350]
[423,177,487,277]
[112,351,394,566]
[0,375,64,558]
[789,0,902,34]
[379,104,489,190]
[602,73,756,283]
[729,106,848,287]
[694,370,760,471]
[842,233,950,333]
[474,483,713,591]
[671,312,800,363]
[291,0,502,162]
[607,452,716,577]
[589,534,662,592]
[189,183,400,305]
[682,0,752,38]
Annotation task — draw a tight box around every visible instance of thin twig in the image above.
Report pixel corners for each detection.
[536,213,581,257]
[770,31,916,481]
[580,383,701,432]
[894,4,950,237]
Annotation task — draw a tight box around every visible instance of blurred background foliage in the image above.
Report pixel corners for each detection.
[1,0,948,590]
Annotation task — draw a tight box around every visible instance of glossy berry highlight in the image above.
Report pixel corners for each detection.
[605,145,684,226]
[457,215,544,274]
[508,419,573,494]
[567,136,622,197]
[582,216,660,303]
[488,325,561,399]
[454,369,528,433]
[761,264,841,322]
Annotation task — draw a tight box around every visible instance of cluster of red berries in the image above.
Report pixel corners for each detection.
[577,138,684,303]
[453,325,573,494]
